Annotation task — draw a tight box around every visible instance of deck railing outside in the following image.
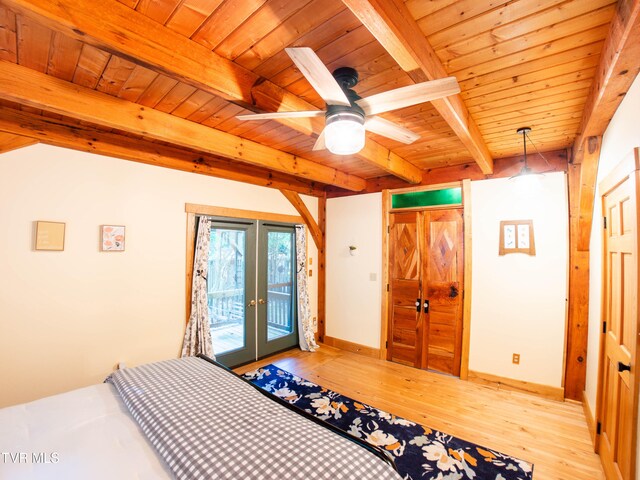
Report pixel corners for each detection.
[209,281,293,332]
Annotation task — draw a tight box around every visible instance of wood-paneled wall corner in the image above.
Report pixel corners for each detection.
[577,136,602,252]
[565,163,590,401]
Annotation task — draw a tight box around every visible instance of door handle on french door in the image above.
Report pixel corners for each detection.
[618,362,631,373]
[423,300,429,313]
[415,298,421,313]
[248,300,256,307]
[258,298,267,305]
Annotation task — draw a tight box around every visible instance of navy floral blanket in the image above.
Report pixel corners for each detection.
[242,364,533,480]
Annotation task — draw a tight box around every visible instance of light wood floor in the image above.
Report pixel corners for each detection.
[235,345,605,480]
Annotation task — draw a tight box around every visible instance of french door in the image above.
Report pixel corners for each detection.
[206,218,298,367]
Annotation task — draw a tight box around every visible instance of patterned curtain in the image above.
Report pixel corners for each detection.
[296,225,319,352]
[181,217,214,358]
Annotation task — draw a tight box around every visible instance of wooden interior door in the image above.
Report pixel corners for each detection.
[423,209,464,375]
[388,211,423,367]
[598,158,638,480]
[388,208,464,376]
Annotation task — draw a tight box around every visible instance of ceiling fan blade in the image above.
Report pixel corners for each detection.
[236,110,325,121]
[365,116,420,144]
[285,47,351,107]
[356,77,460,116]
[312,129,326,151]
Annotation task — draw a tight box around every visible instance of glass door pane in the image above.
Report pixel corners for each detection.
[267,231,294,340]
[208,219,256,367]
[257,223,297,357]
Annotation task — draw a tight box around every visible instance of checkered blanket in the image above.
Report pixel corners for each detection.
[107,357,401,480]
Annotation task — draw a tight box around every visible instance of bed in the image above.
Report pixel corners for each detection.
[0,356,400,480]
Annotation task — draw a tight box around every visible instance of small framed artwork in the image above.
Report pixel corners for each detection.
[499,220,535,255]
[35,221,66,251]
[101,225,125,252]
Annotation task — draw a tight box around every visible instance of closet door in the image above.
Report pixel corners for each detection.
[598,163,638,480]
[423,209,464,376]
[387,208,464,376]
[388,211,424,367]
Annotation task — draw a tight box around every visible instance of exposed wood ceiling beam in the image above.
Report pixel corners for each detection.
[280,189,322,250]
[573,0,640,163]
[0,60,366,191]
[570,0,639,260]
[341,0,494,175]
[326,149,569,197]
[2,0,423,184]
[0,107,325,196]
[0,132,37,154]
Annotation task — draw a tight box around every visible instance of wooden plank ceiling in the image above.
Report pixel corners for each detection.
[0,0,629,195]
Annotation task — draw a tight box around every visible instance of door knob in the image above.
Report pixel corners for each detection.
[258,298,267,305]
[248,300,256,307]
[618,362,631,373]
[415,298,421,313]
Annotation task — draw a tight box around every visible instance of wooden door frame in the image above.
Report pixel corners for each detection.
[594,148,640,477]
[380,180,472,380]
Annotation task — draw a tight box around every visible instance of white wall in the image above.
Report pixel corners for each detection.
[583,72,640,477]
[325,176,569,389]
[0,144,317,407]
[469,173,569,387]
[326,193,382,348]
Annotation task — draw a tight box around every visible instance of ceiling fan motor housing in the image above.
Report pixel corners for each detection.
[332,66,359,89]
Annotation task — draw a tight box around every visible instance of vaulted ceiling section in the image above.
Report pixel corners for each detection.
[0,0,638,196]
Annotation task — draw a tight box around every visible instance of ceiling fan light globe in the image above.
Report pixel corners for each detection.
[325,112,365,156]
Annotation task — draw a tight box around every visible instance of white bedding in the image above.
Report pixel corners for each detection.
[0,383,172,480]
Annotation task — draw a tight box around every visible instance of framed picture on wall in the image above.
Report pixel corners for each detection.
[35,221,66,251]
[100,225,125,251]
[499,220,535,255]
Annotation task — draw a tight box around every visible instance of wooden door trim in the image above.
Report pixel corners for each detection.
[380,181,472,380]
[380,190,391,360]
[389,204,462,213]
[583,390,598,448]
[389,182,463,195]
[460,179,472,381]
[594,147,640,478]
[185,203,303,225]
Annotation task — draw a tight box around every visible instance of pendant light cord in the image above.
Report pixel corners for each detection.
[524,132,551,168]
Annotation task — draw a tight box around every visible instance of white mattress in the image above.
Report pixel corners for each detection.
[0,383,172,480]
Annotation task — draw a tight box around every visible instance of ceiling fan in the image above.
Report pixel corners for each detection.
[236,47,461,156]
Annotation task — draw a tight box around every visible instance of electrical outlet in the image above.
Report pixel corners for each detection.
[512,353,520,365]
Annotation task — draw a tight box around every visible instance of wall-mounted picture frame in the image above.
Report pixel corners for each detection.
[499,219,535,255]
[100,225,125,252]
[35,221,66,251]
